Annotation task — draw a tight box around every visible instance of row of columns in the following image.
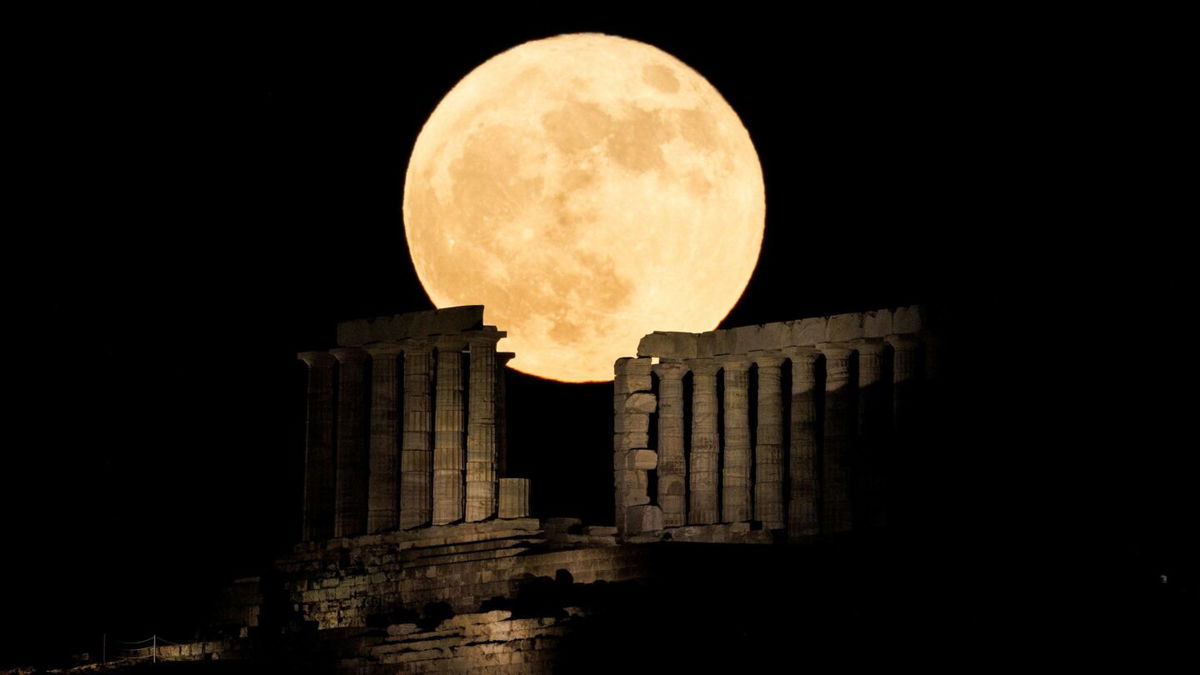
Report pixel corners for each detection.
[298,332,517,541]
[616,335,930,539]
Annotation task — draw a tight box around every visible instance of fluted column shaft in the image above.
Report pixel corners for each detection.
[401,341,434,529]
[331,347,368,538]
[784,349,820,539]
[819,345,856,534]
[366,344,403,533]
[299,351,336,542]
[466,333,501,521]
[496,353,514,478]
[855,341,888,529]
[433,340,466,524]
[721,357,752,523]
[753,352,786,530]
[687,359,719,525]
[653,361,688,527]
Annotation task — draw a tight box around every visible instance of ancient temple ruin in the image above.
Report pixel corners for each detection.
[123,304,944,672]
[613,306,936,540]
[295,305,529,540]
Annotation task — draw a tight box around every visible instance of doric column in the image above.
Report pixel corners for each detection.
[686,358,720,525]
[614,357,654,537]
[433,338,466,525]
[400,340,434,529]
[365,343,403,533]
[498,478,530,519]
[720,356,752,523]
[298,351,336,542]
[885,334,921,436]
[818,344,856,534]
[496,352,514,478]
[466,330,504,522]
[653,360,688,527]
[330,347,368,538]
[854,340,888,529]
[783,348,820,539]
[752,351,786,531]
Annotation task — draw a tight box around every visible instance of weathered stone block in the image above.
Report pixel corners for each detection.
[712,329,737,355]
[625,449,658,470]
[624,392,656,413]
[790,317,827,346]
[337,306,485,346]
[637,331,699,359]
[863,309,893,338]
[623,413,650,434]
[893,305,923,334]
[625,505,664,535]
[827,312,863,342]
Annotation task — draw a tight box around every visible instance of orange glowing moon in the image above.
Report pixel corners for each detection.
[403,33,765,382]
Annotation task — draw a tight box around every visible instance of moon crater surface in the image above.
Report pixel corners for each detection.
[404,33,765,382]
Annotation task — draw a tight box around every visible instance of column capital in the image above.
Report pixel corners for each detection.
[464,327,507,346]
[363,342,405,358]
[851,339,888,356]
[298,351,336,367]
[329,346,368,364]
[748,350,787,369]
[433,336,468,352]
[781,346,821,365]
[684,357,719,376]
[885,333,921,351]
[718,354,752,370]
[652,360,689,379]
[816,343,855,360]
[496,351,516,365]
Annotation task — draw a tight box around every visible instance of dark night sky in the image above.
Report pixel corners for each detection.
[6,8,1194,665]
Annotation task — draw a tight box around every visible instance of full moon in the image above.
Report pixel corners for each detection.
[403,33,765,382]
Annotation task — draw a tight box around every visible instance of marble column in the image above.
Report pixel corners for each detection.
[613,357,653,537]
[783,348,820,539]
[721,356,752,523]
[433,338,466,525]
[365,343,403,533]
[400,340,434,529]
[498,478,530,519]
[686,358,719,525]
[752,352,786,531]
[496,352,514,478]
[298,351,336,542]
[855,340,888,529]
[885,334,921,436]
[653,360,688,527]
[331,347,368,538]
[818,344,856,534]
[466,331,503,522]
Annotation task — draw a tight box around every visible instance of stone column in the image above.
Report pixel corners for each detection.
[818,344,856,534]
[498,478,530,519]
[400,340,434,529]
[466,331,504,522]
[496,352,514,478]
[885,335,921,436]
[752,351,786,531]
[720,356,752,523]
[885,334,920,529]
[433,339,467,525]
[331,347,368,538]
[783,348,820,539]
[614,357,653,537]
[855,340,888,529]
[365,343,403,533]
[686,358,719,525]
[653,360,688,527]
[298,351,336,542]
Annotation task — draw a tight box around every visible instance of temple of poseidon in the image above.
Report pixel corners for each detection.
[104,304,944,673]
